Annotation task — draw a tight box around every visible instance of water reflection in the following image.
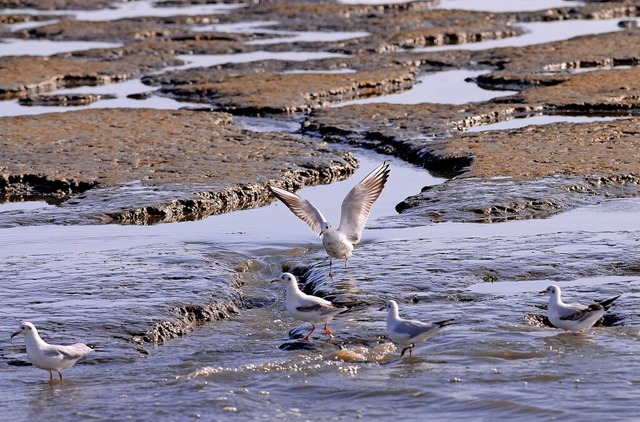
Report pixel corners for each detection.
[337,70,519,106]
[0,39,122,56]
[417,17,640,52]
[0,1,242,21]
[465,115,625,132]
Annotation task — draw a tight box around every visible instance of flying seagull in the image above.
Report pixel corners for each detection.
[269,162,390,276]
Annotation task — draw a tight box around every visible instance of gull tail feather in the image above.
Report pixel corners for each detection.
[595,294,622,311]
[435,319,455,328]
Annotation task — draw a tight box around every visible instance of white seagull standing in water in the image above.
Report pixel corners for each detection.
[272,272,347,341]
[541,285,621,333]
[269,162,390,276]
[385,300,454,358]
[11,321,93,381]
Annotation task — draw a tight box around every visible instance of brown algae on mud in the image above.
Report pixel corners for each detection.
[0,108,358,224]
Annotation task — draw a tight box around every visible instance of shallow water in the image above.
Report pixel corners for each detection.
[0,1,242,21]
[417,17,640,52]
[2,149,640,420]
[337,69,519,106]
[434,0,585,12]
[0,39,123,56]
[338,0,584,10]
[465,115,625,132]
[2,1,640,421]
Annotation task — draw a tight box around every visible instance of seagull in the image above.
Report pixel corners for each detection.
[10,321,93,381]
[271,272,347,341]
[385,300,453,358]
[269,162,390,276]
[541,285,621,333]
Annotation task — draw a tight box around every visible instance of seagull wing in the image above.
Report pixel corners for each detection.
[389,319,439,343]
[269,186,327,236]
[296,302,344,316]
[44,343,92,361]
[295,293,346,316]
[338,162,390,244]
[595,294,621,310]
[557,303,601,322]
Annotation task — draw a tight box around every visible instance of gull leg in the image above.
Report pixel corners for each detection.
[49,371,54,381]
[58,371,63,380]
[303,324,316,341]
[329,259,334,277]
[344,257,348,268]
[324,322,334,338]
[400,344,414,358]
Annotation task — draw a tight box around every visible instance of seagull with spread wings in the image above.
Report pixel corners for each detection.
[269,162,390,276]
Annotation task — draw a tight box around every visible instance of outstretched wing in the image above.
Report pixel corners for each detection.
[269,186,327,236]
[338,162,390,244]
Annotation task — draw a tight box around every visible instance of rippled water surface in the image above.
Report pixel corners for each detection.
[2,1,640,421]
[3,151,640,421]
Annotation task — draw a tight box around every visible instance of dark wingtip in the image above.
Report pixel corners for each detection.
[437,319,455,327]
[598,293,622,310]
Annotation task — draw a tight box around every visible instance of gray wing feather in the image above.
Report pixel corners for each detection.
[394,320,439,337]
[45,343,92,360]
[297,303,324,313]
[269,186,327,236]
[297,302,345,316]
[339,162,390,244]
[558,303,603,322]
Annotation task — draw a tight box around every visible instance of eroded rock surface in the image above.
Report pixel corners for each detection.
[0,108,357,224]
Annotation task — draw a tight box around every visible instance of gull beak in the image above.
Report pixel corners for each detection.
[270,278,280,283]
[539,290,548,295]
[10,330,21,338]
